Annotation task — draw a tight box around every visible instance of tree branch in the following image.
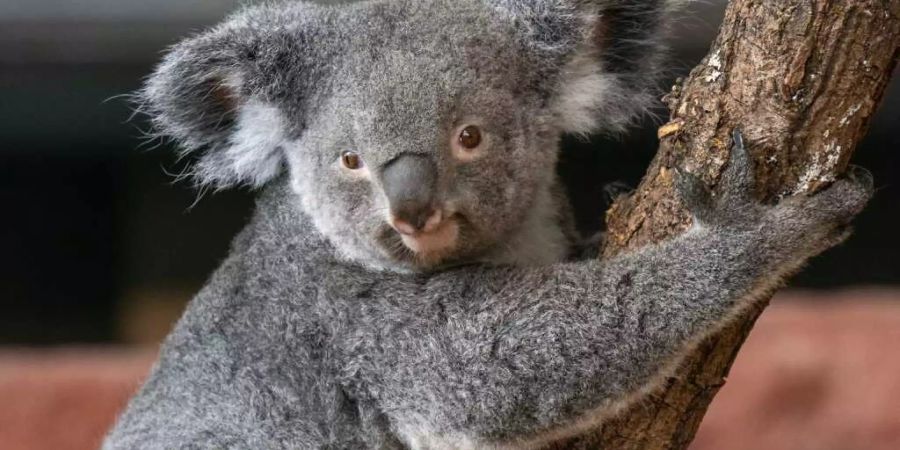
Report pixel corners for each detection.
[547,1,900,448]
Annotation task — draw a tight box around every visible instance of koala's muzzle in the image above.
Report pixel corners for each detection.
[380,154,441,235]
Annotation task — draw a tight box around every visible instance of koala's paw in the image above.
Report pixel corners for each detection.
[768,164,873,253]
[675,128,761,227]
[676,128,873,257]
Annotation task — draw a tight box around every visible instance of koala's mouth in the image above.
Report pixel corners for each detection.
[376,214,466,268]
[400,219,459,258]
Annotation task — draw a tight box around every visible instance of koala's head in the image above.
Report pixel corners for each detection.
[141,0,675,271]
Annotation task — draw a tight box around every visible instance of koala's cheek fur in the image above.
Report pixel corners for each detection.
[452,116,559,238]
[286,146,395,269]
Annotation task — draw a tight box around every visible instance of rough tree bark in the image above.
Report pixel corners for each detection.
[547,1,900,449]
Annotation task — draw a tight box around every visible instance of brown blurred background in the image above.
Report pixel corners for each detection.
[0,1,898,449]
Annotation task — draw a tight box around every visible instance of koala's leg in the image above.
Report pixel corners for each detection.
[345,131,873,448]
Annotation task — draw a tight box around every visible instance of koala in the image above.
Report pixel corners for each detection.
[105,0,873,449]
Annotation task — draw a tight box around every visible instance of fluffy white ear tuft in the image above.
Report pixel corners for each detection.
[548,1,692,135]
[224,100,288,188]
[551,51,615,135]
[551,52,654,135]
[138,2,334,191]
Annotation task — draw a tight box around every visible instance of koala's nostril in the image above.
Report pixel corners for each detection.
[391,218,418,236]
[422,209,443,232]
[391,207,442,235]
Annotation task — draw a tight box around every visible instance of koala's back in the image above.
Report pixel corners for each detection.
[105,184,404,449]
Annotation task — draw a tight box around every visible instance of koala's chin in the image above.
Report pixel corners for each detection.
[399,219,460,265]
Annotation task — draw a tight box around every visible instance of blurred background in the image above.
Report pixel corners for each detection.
[0,1,897,449]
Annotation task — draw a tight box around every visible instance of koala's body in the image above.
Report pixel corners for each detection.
[105,1,872,449]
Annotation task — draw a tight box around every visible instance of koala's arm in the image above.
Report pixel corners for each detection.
[342,135,872,446]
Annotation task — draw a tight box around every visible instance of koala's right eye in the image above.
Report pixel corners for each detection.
[341,151,363,170]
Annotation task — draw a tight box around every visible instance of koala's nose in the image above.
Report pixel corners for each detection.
[380,153,442,235]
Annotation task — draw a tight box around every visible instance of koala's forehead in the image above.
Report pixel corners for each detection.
[335,0,526,88]
[242,0,544,142]
[340,7,531,103]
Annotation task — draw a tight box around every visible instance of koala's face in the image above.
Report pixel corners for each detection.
[142,0,666,271]
[288,34,559,270]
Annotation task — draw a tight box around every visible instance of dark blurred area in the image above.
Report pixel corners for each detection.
[1,0,897,345]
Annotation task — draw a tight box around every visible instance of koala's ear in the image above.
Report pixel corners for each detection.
[140,5,329,189]
[492,0,685,135]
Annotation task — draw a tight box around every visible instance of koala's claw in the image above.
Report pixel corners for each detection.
[731,128,745,151]
[676,128,758,226]
[718,127,755,202]
[847,165,874,194]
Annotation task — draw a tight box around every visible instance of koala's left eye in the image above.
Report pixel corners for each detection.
[459,126,483,149]
[341,151,363,170]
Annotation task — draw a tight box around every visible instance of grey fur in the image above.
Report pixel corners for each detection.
[108,1,872,449]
